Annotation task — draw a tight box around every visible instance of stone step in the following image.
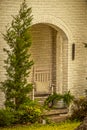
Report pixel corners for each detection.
[43,108,69,123]
[34,94,69,123]
[47,114,68,123]
[44,108,68,116]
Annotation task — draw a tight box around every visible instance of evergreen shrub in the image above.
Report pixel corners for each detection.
[0,109,15,127]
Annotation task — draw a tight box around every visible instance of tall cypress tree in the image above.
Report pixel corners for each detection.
[1,0,34,110]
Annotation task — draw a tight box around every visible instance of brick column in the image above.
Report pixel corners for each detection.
[56,32,63,94]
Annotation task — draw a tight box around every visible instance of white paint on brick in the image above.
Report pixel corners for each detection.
[0,0,87,107]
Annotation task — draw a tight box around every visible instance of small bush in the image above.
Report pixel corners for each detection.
[71,96,87,121]
[14,100,43,124]
[0,100,43,126]
[15,106,42,124]
[0,108,15,127]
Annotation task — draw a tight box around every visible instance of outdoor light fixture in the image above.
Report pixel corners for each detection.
[72,43,75,60]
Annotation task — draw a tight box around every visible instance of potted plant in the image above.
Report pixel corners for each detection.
[44,93,62,108]
[62,91,74,107]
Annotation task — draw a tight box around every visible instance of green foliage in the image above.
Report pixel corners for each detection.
[0,0,34,110]
[71,97,87,121]
[71,96,87,121]
[62,91,74,107]
[14,100,43,124]
[44,91,74,108]
[0,108,15,127]
[0,100,43,126]
[44,93,62,108]
[16,106,42,124]
[0,1,45,126]
[1,121,80,130]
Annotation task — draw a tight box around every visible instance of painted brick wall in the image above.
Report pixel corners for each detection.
[0,0,87,106]
[31,24,53,70]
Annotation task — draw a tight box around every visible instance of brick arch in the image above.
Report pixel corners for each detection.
[32,15,74,93]
[31,22,69,94]
[32,14,73,43]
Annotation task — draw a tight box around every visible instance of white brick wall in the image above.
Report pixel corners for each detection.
[31,24,53,70]
[0,0,87,107]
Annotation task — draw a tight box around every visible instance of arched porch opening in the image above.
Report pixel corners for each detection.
[30,23,68,95]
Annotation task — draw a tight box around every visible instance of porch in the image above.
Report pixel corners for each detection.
[29,23,68,99]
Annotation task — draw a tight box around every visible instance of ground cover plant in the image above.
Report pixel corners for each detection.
[1,121,80,130]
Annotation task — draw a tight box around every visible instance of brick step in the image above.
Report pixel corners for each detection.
[43,108,69,123]
[47,114,68,123]
[44,108,68,116]
[34,94,69,123]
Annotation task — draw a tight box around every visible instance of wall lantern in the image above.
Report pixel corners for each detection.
[72,43,75,60]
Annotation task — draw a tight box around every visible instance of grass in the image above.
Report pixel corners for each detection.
[1,121,80,130]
